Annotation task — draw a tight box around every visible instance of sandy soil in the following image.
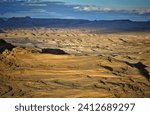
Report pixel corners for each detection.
[0,28,150,97]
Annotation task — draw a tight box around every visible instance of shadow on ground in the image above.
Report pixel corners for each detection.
[42,48,68,55]
[125,61,150,81]
[0,39,15,53]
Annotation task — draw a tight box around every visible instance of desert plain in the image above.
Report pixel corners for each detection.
[0,28,150,97]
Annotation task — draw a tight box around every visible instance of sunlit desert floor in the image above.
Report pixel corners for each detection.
[0,28,150,97]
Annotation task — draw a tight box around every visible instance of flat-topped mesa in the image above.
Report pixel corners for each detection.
[0,17,150,32]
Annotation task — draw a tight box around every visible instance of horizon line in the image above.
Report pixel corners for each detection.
[0,16,150,22]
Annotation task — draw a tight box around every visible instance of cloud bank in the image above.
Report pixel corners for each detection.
[73,5,150,15]
[0,0,150,21]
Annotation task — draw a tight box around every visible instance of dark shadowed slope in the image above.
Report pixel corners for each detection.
[0,39,15,53]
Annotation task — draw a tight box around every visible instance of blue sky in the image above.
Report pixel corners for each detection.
[0,0,150,21]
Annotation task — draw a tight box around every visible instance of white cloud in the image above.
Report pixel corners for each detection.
[73,6,111,12]
[31,9,47,12]
[73,5,150,15]
[22,3,48,6]
[131,9,150,14]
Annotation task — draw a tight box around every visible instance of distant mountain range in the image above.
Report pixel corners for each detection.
[0,16,150,32]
